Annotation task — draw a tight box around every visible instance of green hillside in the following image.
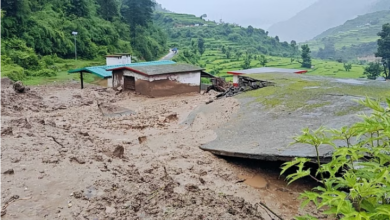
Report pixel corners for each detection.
[1,0,168,82]
[268,0,390,42]
[306,10,390,60]
[154,12,297,60]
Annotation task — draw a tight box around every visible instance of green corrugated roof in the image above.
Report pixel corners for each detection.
[68,60,176,78]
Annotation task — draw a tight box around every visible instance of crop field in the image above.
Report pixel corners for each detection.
[197,48,366,82]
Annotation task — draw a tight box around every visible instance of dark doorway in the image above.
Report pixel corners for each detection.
[124,76,135,90]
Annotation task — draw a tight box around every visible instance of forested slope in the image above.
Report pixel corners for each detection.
[154,12,298,65]
[1,0,168,81]
[308,10,390,61]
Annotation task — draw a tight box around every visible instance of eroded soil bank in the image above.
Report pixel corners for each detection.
[1,81,323,219]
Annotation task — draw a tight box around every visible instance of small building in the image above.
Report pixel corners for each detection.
[106,54,132,66]
[68,60,176,89]
[107,63,215,97]
[227,67,308,87]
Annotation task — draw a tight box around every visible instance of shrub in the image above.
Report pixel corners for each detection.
[281,98,390,220]
[31,69,57,77]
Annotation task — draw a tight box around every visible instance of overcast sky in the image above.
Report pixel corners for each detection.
[157,0,317,29]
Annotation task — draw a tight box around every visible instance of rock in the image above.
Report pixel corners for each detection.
[13,81,27,93]
[70,156,86,164]
[10,157,21,163]
[112,145,124,158]
[3,169,14,175]
[79,130,89,136]
[138,136,147,144]
[164,113,178,122]
[185,184,200,192]
[73,191,83,199]
[1,127,13,136]
[105,206,116,215]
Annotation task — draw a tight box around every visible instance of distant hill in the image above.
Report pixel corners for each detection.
[153,12,297,63]
[268,0,390,42]
[307,10,390,60]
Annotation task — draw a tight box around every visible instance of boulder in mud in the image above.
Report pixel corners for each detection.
[13,81,28,93]
[112,145,124,158]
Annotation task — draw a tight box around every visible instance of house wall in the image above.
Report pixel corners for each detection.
[233,75,239,87]
[120,70,201,97]
[107,77,113,87]
[106,55,131,66]
[112,70,124,89]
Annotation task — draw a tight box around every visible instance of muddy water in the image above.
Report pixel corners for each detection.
[238,174,268,189]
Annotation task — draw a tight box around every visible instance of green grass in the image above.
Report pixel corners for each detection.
[21,59,105,86]
[197,47,366,80]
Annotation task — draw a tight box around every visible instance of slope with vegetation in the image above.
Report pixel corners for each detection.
[1,0,168,82]
[154,12,298,65]
[268,0,390,42]
[153,12,373,81]
[307,10,390,60]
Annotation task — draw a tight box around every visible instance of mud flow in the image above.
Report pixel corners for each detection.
[1,80,326,219]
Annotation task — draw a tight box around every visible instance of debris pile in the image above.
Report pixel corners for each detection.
[13,81,29,93]
[207,76,274,98]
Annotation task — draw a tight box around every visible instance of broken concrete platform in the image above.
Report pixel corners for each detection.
[191,73,390,162]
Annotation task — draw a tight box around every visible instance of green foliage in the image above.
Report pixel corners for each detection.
[281,98,390,220]
[308,10,390,61]
[1,0,168,83]
[241,54,252,69]
[364,62,383,79]
[376,23,390,79]
[198,38,205,55]
[154,12,295,58]
[344,63,352,72]
[301,44,312,68]
[96,0,118,21]
[259,55,268,67]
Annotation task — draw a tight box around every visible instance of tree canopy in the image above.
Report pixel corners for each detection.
[376,23,390,79]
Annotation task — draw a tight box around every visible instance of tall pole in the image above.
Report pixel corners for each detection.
[72,31,78,60]
[74,34,77,60]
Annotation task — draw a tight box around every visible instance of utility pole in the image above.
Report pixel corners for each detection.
[72,31,78,60]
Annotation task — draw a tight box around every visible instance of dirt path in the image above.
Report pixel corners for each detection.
[1,82,323,219]
[160,49,177,60]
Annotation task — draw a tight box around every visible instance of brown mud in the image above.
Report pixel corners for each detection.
[1,81,326,219]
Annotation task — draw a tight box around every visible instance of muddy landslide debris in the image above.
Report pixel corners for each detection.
[0,82,320,220]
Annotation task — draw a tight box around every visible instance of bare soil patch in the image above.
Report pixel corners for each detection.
[1,82,323,219]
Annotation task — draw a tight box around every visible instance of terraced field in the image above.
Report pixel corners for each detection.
[197,49,366,82]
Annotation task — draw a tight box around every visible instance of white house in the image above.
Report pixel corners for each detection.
[106,54,132,66]
[107,63,215,97]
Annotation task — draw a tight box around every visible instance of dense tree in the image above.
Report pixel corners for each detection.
[242,54,251,69]
[1,0,168,81]
[375,23,390,79]
[198,38,205,55]
[96,0,118,21]
[364,62,383,79]
[343,63,352,72]
[275,36,280,42]
[300,44,312,68]
[67,0,92,17]
[317,39,336,59]
[221,45,226,54]
[121,0,155,33]
[247,25,254,35]
[226,50,231,59]
[259,55,268,67]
